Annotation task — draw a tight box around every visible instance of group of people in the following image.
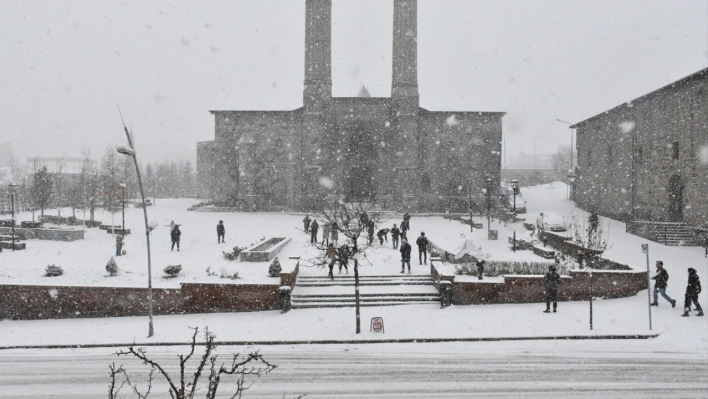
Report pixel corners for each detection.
[303,215,339,246]
[650,261,703,317]
[542,260,703,316]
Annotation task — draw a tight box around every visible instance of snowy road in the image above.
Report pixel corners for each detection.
[1,343,707,398]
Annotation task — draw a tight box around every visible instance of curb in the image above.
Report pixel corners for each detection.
[0,334,659,351]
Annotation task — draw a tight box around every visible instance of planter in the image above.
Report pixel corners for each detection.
[240,237,291,262]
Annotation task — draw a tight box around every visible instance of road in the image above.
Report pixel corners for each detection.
[1,343,707,398]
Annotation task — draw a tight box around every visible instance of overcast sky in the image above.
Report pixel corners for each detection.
[1,0,706,166]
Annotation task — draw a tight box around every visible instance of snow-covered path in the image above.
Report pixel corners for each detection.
[1,342,706,398]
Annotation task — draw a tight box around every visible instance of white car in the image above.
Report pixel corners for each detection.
[536,211,566,232]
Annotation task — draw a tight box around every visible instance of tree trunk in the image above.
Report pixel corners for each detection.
[355,258,361,334]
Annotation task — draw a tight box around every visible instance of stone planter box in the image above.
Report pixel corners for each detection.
[21,221,43,228]
[0,227,84,242]
[0,241,25,250]
[240,237,291,262]
[106,228,131,235]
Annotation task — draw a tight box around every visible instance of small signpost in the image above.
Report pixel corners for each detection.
[370,317,384,334]
[642,243,652,331]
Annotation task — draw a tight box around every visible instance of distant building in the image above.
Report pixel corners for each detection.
[571,68,708,230]
[197,0,504,212]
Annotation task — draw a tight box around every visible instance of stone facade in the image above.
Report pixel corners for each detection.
[197,0,504,212]
[572,68,708,228]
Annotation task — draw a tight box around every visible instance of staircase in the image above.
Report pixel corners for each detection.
[291,274,440,309]
[646,223,702,246]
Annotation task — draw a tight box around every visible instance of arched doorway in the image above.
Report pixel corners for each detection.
[667,174,683,222]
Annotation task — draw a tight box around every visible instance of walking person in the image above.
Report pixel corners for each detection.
[360,211,369,230]
[416,232,429,265]
[310,219,319,244]
[681,268,703,317]
[391,224,401,249]
[400,219,410,236]
[216,220,225,243]
[322,222,331,246]
[543,265,561,313]
[325,243,338,280]
[377,228,390,245]
[330,222,339,246]
[650,261,676,307]
[171,224,181,251]
[400,238,412,274]
[337,244,350,274]
[115,234,124,257]
[303,215,311,234]
[403,212,411,229]
[476,259,486,281]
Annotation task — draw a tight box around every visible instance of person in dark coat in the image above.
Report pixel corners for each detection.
[171,225,181,251]
[377,228,390,245]
[310,219,319,244]
[476,259,486,280]
[543,265,561,313]
[390,224,401,249]
[651,261,676,307]
[337,244,350,274]
[303,215,311,234]
[367,220,375,245]
[330,222,339,246]
[360,211,369,229]
[401,219,410,235]
[403,212,411,229]
[682,268,703,317]
[216,220,225,243]
[416,232,429,265]
[400,238,412,274]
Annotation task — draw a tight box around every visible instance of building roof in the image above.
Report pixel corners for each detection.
[570,67,708,129]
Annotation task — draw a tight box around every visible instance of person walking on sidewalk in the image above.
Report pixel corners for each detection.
[400,238,412,274]
[543,265,561,313]
[303,215,311,234]
[115,234,124,257]
[310,219,319,244]
[681,268,703,317]
[650,261,676,307]
[391,224,401,249]
[416,232,429,265]
[325,243,338,280]
[216,220,226,243]
[171,224,181,251]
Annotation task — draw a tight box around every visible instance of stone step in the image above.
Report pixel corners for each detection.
[292,301,439,309]
[292,296,439,303]
[292,292,440,298]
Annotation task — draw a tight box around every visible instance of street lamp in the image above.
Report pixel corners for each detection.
[468,179,473,232]
[567,174,576,201]
[119,183,126,231]
[8,184,16,251]
[485,178,492,233]
[510,179,519,216]
[557,119,575,200]
[116,124,154,338]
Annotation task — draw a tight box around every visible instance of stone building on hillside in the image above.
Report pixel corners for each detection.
[571,68,708,234]
[197,0,505,212]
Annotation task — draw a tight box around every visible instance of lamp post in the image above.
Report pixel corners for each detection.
[567,174,576,201]
[485,178,492,233]
[119,183,126,231]
[468,179,473,232]
[116,111,154,338]
[557,119,575,200]
[510,179,519,215]
[8,184,16,251]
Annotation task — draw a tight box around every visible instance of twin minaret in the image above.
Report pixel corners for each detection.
[303,0,419,112]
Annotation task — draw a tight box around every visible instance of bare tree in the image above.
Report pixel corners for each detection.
[109,327,302,399]
[551,145,572,175]
[31,165,53,218]
[101,148,122,233]
[569,210,610,267]
[314,200,385,333]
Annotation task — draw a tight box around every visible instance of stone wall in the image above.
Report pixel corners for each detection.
[0,226,84,241]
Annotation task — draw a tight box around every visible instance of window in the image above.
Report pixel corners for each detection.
[421,173,431,193]
[637,147,644,164]
[672,141,679,160]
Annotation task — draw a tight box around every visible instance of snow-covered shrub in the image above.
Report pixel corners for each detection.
[220,269,240,280]
[205,266,218,277]
[268,257,282,277]
[106,257,118,276]
[223,246,245,261]
[163,264,182,278]
[455,261,567,277]
[45,265,63,277]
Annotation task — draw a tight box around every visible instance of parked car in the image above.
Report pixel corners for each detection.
[500,193,527,213]
[536,211,566,231]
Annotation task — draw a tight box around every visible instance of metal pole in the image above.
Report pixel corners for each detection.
[646,247,652,330]
[10,192,15,251]
[121,185,125,231]
[589,268,593,330]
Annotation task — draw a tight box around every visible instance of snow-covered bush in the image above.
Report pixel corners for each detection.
[106,257,118,276]
[163,264,182,278]
[220,269,240,280]
[223,246,245,261]
[45,265,63,277]
[455,261,568,277]
[268,257,282,277]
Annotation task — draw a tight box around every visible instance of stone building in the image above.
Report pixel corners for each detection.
[197,0,504,212]
[571,68,708,231]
